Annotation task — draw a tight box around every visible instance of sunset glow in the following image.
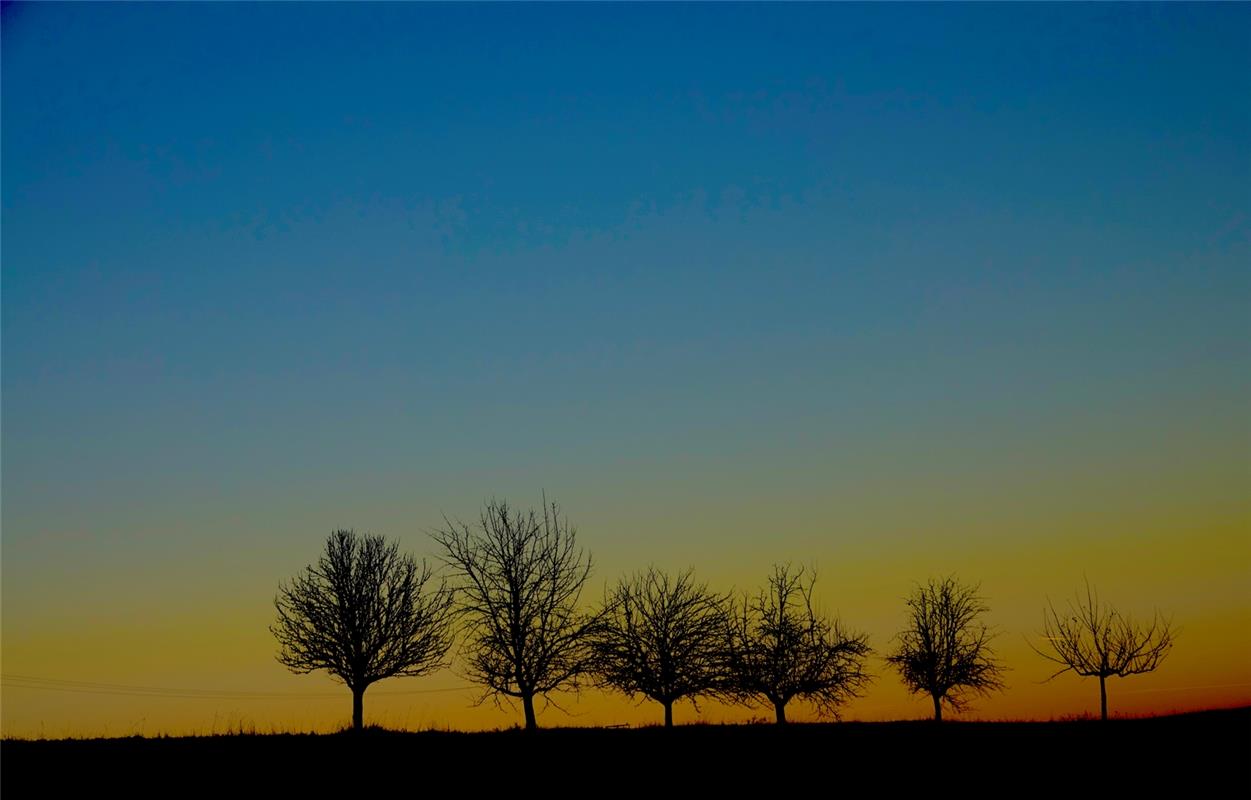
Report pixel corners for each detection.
[3,3,1248,738]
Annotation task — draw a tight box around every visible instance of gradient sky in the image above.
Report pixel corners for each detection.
[3,3,1248,736]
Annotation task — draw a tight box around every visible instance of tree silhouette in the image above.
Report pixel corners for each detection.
[592,566,731,728]
[886,576,1006,721]
[725,564,873,724]
[1032,579,1176,720]
[272,529,455,731]
[432,497,598,731]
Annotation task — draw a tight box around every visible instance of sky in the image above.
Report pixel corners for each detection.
[2,3,1248,736]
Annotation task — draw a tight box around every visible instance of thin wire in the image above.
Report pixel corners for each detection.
[1120,682,1251,695]
[1,674,477,700]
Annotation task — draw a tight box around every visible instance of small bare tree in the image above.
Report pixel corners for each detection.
[886,576,1006,721]
[432,497,598,731]
[725,564,873,724]
[272,529,455,731]
[592,567,731,728]
[1032,580,1176,720]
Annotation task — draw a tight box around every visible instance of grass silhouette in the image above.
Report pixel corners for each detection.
[3,707,1246,794]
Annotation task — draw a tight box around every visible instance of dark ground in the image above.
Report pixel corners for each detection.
[4,707,1248,794]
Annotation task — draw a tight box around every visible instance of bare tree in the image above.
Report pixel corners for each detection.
[432,497,598,731]
[1031,579,1176,721]
[886,576,1006,721]
[725,564,873,724]
[272,529,456,731]
[592,567,731,728]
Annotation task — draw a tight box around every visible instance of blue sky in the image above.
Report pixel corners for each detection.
[5,3,1247,522]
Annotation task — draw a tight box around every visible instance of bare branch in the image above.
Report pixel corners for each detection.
[885,575,1007,721]
[1030,578,1177,720]
[271,529,456,731]
[724,564,874,724]
[431,496,598,731]
[591,566,732,727]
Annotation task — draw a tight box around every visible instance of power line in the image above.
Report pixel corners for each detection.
[1120,682,1251,695]
[1,674,477,700]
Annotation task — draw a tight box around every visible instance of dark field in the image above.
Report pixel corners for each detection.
[4,707,1248,794]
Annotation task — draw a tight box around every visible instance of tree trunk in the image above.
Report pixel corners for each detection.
[932,694,943,722]
[352,686,365,732]
[522,692,538,731]
[664,700,673,729]
[774,701,787,725]
[1100,675,1108,721]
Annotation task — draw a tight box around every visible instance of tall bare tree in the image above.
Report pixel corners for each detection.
[432,497,598,731]
[1032,579,1176,720]
[725,564,873,724]
[886,576,1006,721]
[272,529,455,731]
[592,567,731,728]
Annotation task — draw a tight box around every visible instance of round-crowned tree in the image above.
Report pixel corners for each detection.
[886,576,1007,721]
[272,529,455,731]
[592,567,731,728]
[726,564,873,724]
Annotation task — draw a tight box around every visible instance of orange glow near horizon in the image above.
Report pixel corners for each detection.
[4,504,1248,736]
